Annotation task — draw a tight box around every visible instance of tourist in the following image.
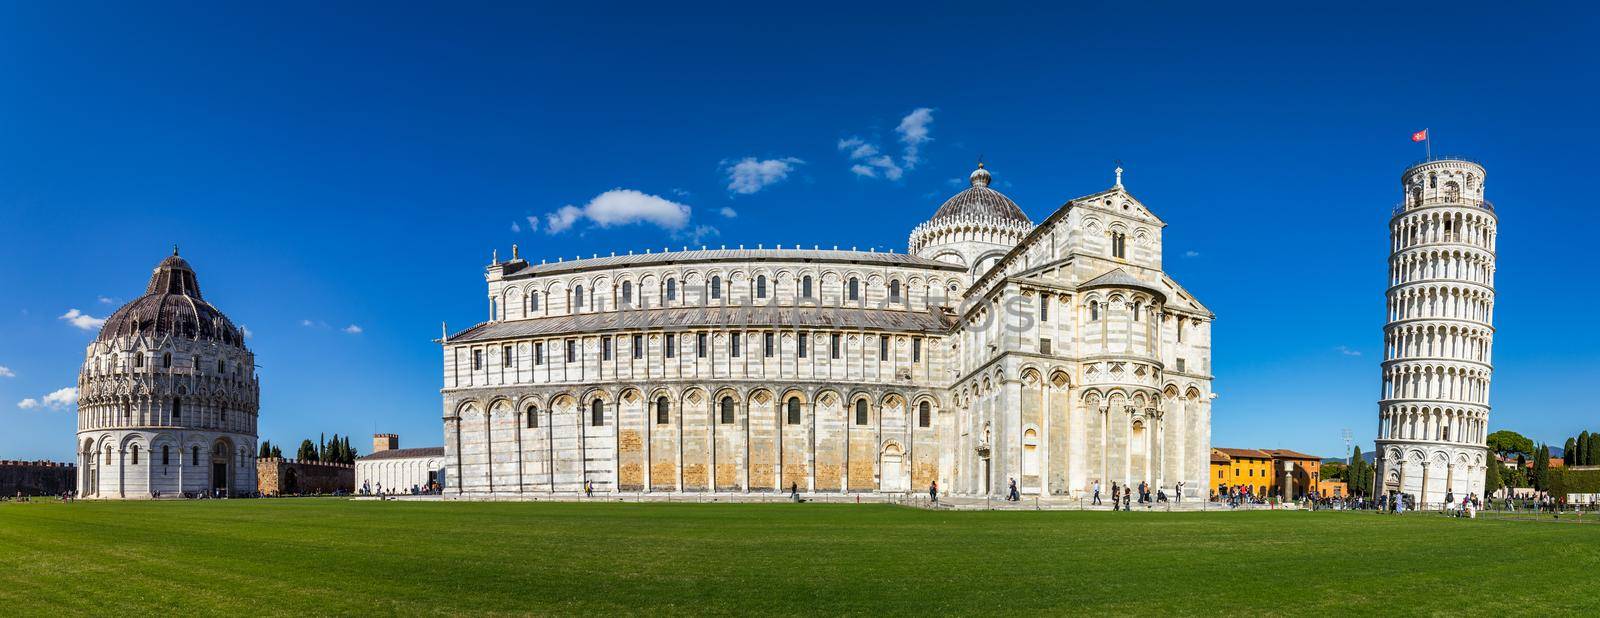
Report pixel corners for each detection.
[1007,478,1019,502]
[1122,490,1131,511]
[1111,483,1120,510]
[790,482,800,502]
[1175,482,1183,504]
[1092,480,1102,505]
[584,480,593,497]
[929,481,938,504]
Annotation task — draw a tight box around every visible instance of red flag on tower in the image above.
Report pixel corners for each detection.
[1411,129,1428,142]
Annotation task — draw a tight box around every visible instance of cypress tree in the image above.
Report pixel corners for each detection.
[1484,454,1502,496]
[1588,432,1598,467]
[343,436,354,464]
[271,445,283,458]
[1564,438,1577,466]
[1580,431,1593,465]
[1532,444,1551,491]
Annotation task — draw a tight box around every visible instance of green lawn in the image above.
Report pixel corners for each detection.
[1,499,1596,615]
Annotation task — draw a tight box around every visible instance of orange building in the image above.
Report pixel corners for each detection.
[1267,449,1322,500]
[1211,448,1274,497]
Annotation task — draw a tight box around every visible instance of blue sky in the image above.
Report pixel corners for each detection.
[2,3,1596,461]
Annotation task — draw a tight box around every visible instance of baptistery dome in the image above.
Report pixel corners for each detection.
[96,250,246,345]
[75,249,259,499]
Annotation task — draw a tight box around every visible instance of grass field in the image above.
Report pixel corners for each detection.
[1,499,1596,615]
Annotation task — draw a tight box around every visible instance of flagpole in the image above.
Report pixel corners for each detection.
[1426,127,1431,160]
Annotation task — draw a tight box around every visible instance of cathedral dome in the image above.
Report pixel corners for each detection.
[96,249,245,346]
[929,163,1031,225]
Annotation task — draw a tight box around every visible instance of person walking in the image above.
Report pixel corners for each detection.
[1122,489,1131,511]
[929,481,939,504]
[584,480,593,498]
[1008,478,1020,502]
[1092,480,1102,505]
[1111,483,1120,510]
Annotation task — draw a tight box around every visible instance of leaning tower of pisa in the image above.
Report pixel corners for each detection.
[1375,158,1496,507]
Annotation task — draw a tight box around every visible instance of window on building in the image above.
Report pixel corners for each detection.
[135,354,144,369]
[1090,301,1100,321]
[218,360,225,373]
[191,446,199,466]
[123,402,130,421]
[163,353,172,368]
[1176,358,1186,372]
[711,276,722,300]
[621,281,633,305]
[666,333,676,358]
[192,356,200,370]
[763,332,774,358]
[172,398,182,420]
[591,399,604,426]
[632,334,644,359]
[573,285,584,310]
[529,291,540,312]
[756,275,768,299]
[913,338,922,362]
[1040,338,1052,355]
[830,333,841,359]
[855,400,868,425]
[162,445,171,466]
[889,280,902,303]
[131,444,139,465]
[656,396,669,425]
[527,405,539,428]
[473,349,484,370]
[720,397,735,424]
[536,342,545,365]
[504,345,515,368]
[697,332,708,358]
[879,336,889,360]
[666,278,677,301]
[730,333,742,357]
[798,333,808,358]
[1177,319,1185,342]
[786,397,801,425]
[566,339,576,363]
[1040,296,1050,322]
[801,276,813,298]
[918,401,931,428]
[600,338,610,361]
[1133,302,1142,322]
[1112,232,1126,258]
[848,277,859,301]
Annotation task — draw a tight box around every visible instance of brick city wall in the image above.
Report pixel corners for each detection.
[0,460,77,496]
[256,458,354,495]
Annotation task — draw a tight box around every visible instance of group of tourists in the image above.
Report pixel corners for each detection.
[359,480,440,497]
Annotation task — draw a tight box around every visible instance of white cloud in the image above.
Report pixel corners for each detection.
[97,296,117,305]
[673,225,720,246]
[18,387,76,411]
[1335,345,1362,357]
[0,366,13,378]
[510,220,522,233]
[59,309,106,331]
[896,107,935,169]
[724,157,803,195]
[545,189,691,234]
[523,215,540,233]
[343,324,363,335]
[718,207,738,218]
[1184,250,1200,258]
[43,387,77,409]
[837,140,905,181]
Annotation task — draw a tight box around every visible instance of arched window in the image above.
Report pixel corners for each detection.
[1090,301,1100,321]
[801,276,813,298]
[162,353,172,368]
[918,401,931,428]
[621,281,633,305]
[665,278,677,301]
[529,291,540,312]
[786,397,801,425]
[656,396,669,425]
[720,396,735,424]
[191,446,199,466]
[756,275,768,299]
[591,399,604,427]
[1429,173,1437,188]
[217,360,224,373]
[134,354,144,369]
[131,444,140,465]
[889,280,902,303]
[162,445,171,466]
[1133,301,1142,322]
[526,405,539,429]
[172,398,182,421]
[848,277,859,301]
[855,400,868,426]
[710,276,722,300]
[573,285,584,310]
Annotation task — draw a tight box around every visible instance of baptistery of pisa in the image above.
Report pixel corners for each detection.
[74,251,260,498]
[441,165,1214,499]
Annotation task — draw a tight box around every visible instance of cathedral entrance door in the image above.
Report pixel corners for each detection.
[212,463,228,492]
[880,444,906,493]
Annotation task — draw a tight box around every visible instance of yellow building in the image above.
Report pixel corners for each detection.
[1211,448,1274,497]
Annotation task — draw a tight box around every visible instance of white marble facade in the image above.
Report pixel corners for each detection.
[1375,159,1495,505]
[441,165,1214,498]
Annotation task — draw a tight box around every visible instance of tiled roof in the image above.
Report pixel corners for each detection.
[1210,450,1232,464]
[446,306,954,343]
[1081,268,1165,297]
[1267,449,1323,461]
[1214,447,1273,460]
[358,447,444,461]
[498,248,962,279]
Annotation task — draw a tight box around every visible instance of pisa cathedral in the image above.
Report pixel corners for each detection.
[1375,158,1496,504]
[440,164,1215,499]
[74,251,260,498]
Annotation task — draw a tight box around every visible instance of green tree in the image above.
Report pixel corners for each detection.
[1484,455,1502,495]
[1487,430,1534,458]
[1588,432,1598,467]
[1564,438,1577,466]
[271,444,282,458]
[258,440,272,459]
[1532,444,1551,491]
[297,439,317,461]
[1580,431,1593,466]
[343,436,355,464]
[1323,462,1348,482]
